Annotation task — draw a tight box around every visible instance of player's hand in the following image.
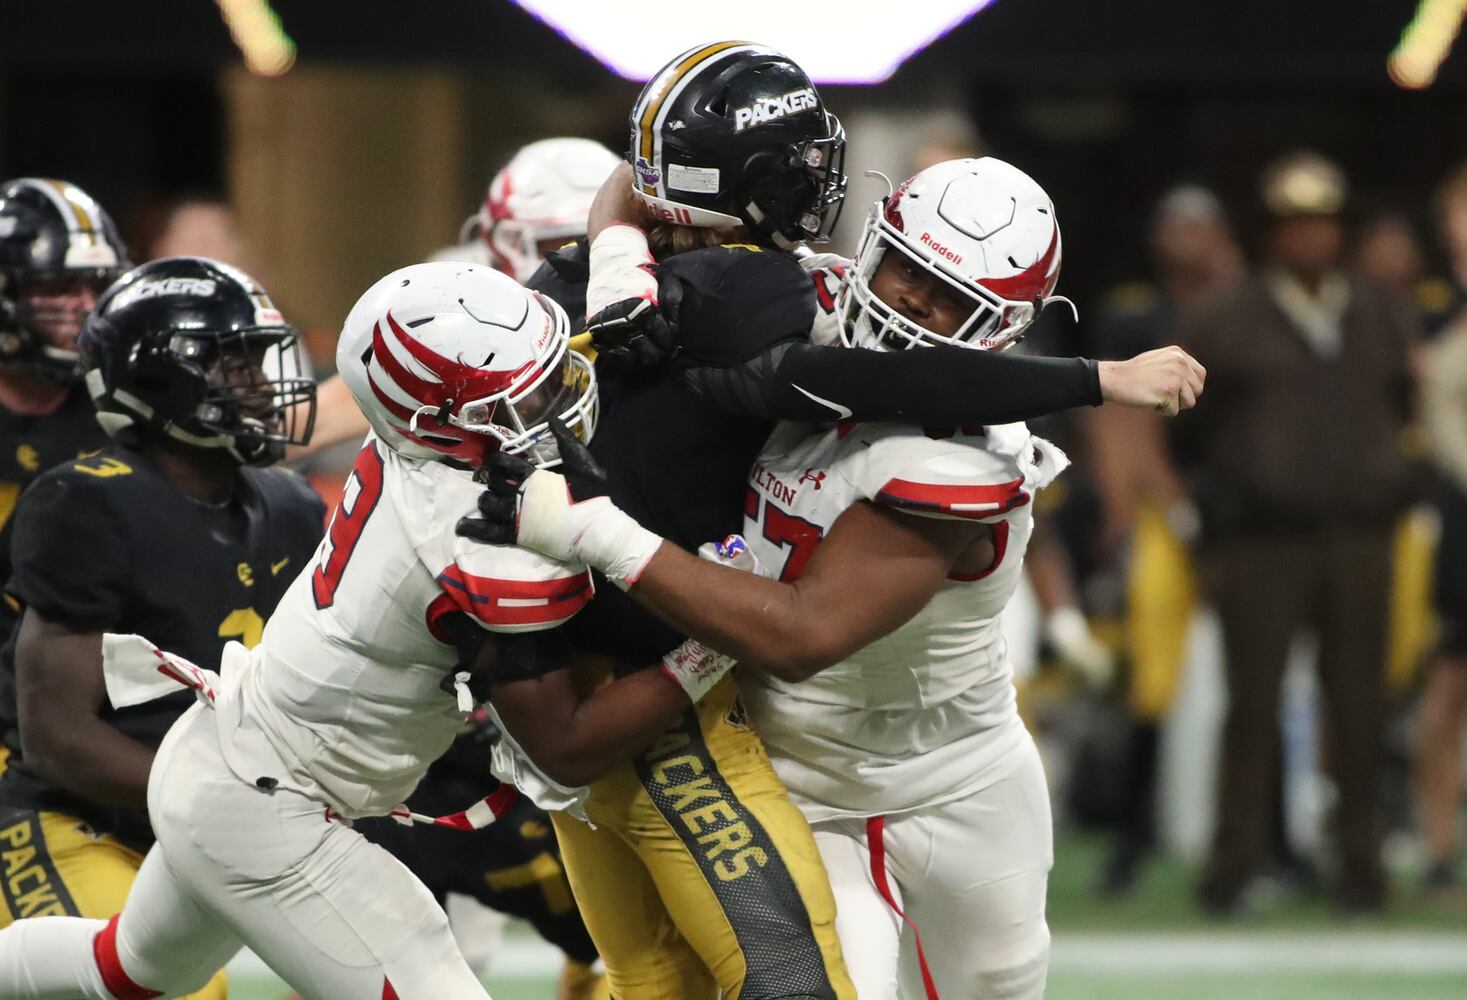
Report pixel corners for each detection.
[586,162,652,242]
[587,297,676,369]
[586,224,676,369]
[459,417,609,545]
[1097,346,1206,416]
[457,449,533,546]
[696,534,771,578]
[1045,606,1116,689]
[458,419,663,586]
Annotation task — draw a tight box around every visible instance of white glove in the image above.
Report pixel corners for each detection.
[1046,606,1116,688]
[587,224,657,318]
[516,467,664,588]
[659,638,737,704]
[695,533,770,577]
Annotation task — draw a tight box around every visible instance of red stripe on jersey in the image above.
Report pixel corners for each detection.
[93,914,162,1000]
[438,565,593,628]
[876,476,1028,520]
[425,591,464,644]
[949,520,1010,582]
[382,978,400,1000]
[812,269,837,314]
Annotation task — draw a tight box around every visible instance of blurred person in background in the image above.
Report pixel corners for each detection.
[1183,151,1419,914]
[1353,211,1429,304]
[298,137,621,463]
[1088,185,1244,894]
[0,180,129,647]
[1415,163,1467,897]
[146,196,263,276]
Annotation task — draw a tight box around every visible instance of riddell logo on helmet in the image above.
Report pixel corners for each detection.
[646,203,695,225]
[919,232,962,266]
[732,88,818,132]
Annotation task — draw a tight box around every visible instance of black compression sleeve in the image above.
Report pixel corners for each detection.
[678,340,1103,425]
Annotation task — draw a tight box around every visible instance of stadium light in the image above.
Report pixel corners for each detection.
[216,0,296,77]
[1389,0,1467,89]
[507,1,999,84]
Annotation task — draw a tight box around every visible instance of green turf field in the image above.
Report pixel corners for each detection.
[226,833,1467,999]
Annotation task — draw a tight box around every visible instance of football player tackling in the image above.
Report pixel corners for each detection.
[0,263,741,1000]
[472,158,1197,999]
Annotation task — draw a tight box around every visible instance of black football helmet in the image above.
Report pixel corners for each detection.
[0,178,130,381]
[80,257,316,466]
[629,42,847,246]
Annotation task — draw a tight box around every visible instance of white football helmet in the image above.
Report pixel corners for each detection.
[837,157,1068,352]
[477,138,621,283]
[337,262,597,468]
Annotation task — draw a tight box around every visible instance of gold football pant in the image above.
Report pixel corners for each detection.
[1126,505,1198,721]
[553,676,855,1000]
[0,807,227,999]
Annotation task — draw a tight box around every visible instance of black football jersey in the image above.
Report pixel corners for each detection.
[530,242,815,665]
[0,443,325,848]
[0,387,109,642]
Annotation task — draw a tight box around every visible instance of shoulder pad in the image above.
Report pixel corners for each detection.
[442,542,594,634]
[663,246,815,366]
[849,424,1066,523]
[396,456,595,633]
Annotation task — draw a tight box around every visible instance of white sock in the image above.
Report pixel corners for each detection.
[0,916,112,999]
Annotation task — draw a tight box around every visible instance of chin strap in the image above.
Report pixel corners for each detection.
[1041,294,1079,324]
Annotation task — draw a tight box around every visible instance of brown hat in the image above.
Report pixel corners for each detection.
[1260,151,1347,217]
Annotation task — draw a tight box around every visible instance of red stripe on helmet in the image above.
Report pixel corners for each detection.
[979,226,1060,303]
[385,310,498,389]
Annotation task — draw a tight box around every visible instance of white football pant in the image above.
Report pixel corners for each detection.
[0,706,489,1000]
[811,736,1053,1000]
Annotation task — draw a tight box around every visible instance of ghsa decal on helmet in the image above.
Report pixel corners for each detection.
[837,158,1073,353]
[337,261,597,470]
[80,256,315,466]
[628,41,847,246]
[474,138,622,283]
[0,178,131,380]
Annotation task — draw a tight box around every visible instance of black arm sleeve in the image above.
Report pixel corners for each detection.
[677,339,1103,426]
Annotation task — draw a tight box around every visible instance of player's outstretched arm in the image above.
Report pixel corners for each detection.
[13,609,157,807]
[683,340,1206,425]
[483,642,732,787]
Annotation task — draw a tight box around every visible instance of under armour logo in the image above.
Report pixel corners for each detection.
[798,469,826,490]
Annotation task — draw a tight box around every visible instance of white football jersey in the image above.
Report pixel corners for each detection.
[213,436,592,818]
[740,418,1067,822]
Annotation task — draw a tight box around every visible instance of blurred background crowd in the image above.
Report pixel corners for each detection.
[7,0,1467,996]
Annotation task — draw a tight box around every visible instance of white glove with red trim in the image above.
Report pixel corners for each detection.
[586,225,674,368]
[514,467,664,589]
[587,224,657,317]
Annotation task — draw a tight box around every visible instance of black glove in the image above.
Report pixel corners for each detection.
[456,416,609,544]
[588,293,678,370]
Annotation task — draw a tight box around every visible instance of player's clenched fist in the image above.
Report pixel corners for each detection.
[1097,346,1206,416]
